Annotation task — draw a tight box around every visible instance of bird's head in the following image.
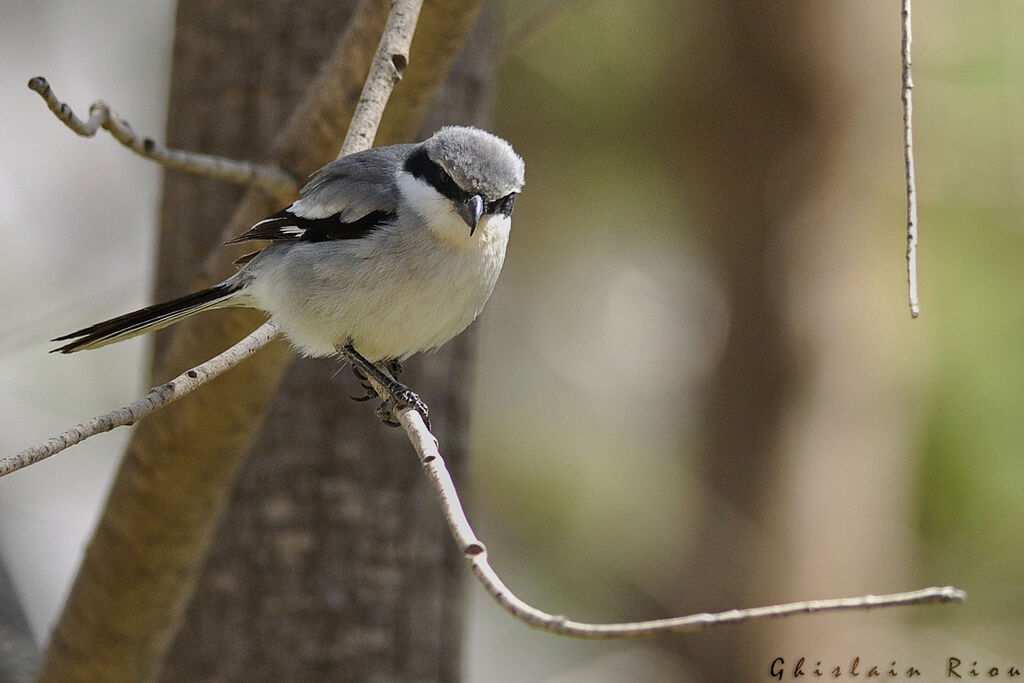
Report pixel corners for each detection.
[401,126,524,237]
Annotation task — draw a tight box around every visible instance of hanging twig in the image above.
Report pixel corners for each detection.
[27,77,299,202]
[902,0,919,318]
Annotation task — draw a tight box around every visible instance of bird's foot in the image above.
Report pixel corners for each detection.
[338,345,430,429]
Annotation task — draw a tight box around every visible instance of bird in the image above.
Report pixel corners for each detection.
[52,125,525,427]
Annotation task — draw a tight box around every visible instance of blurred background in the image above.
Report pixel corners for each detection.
[2,1,1023,680]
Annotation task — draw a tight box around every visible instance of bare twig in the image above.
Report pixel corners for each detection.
[340,0,423,157]
[1,321,280,477]
[310,378,964,637]
[27,76,299,201]
[901,0,919,318]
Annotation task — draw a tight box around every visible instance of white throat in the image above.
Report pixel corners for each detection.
[396,171,477,244]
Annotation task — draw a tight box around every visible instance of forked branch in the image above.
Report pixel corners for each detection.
[27,76,299,201]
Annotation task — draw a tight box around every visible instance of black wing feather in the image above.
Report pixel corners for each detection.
[226,208,394,245]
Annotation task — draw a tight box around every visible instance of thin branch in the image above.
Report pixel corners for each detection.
[312,380,967,638]
[340,0,423,157]
[1,320,280,477]
[27,76,299,201]
[901,0,920,318]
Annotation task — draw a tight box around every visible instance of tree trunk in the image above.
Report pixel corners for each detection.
[156,3,496,681]
[0,557,37,682]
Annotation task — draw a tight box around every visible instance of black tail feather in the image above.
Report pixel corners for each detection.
[52,282,240,353]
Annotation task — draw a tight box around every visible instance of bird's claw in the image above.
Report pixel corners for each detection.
[387,388,431,429]
[349,366,377,402]
[376,402,401,427]
[373,389,431,429]
[338,345,430,429]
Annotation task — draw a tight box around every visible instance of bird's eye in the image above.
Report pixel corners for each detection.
[491,193,516,216]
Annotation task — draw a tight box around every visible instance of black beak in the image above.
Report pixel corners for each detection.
[456,194,485,234]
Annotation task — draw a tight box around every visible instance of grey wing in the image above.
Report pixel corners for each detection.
[226,144,413,247]
[295,143,415,221]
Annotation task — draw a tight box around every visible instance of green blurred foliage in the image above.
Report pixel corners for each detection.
[911,0,1024,628]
